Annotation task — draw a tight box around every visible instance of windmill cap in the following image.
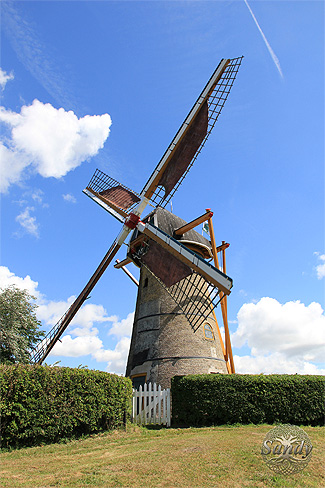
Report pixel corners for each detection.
[130,207,212,259]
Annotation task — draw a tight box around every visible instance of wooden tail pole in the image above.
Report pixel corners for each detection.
[211,308,232,374]
[207,212,235,374]
[221,242,235,373]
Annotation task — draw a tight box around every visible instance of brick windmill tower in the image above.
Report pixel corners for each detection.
[31,58,242,389]
[125,207,232,389]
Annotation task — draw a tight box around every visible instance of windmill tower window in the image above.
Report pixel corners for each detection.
[204,323,214,340]
[131,373,147,390]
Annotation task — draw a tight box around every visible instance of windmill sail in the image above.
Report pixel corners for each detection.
[31,56,243,368]
[127,218,233,331]
[83,169,141,223]
[84,58,243,218]
[139,221,232,294]
[141,57,243,207]
[157,101,208,197]
[139,239,193,288]
[143,266,223,332]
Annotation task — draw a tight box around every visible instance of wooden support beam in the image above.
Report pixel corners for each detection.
[207,216,235,373]
[222,244,235,373]
[174,210,213,236]
[211,308,231,373]
[207,216,221,272]
[216,242,230,253]
[114,257,133,269]
[115,259,139,286]
[128,234,147,251]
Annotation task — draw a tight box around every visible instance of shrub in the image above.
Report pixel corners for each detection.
[0,364,132,448]
[171,374,325,426]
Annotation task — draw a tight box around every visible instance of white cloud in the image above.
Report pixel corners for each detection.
[0,265,40,298]
[108,312,134,337]
[48,308,133,373]
[70,326,100,338]
[51,334,104,358]
[37,298,114,335]
[63,193,77,204]
[232,297,325,374]
[37,296,75,325]
[234,352,325,375]
[15,206,39,237]
[49,334,131,375]
[0,142,27,192]
[72,303,111,329]
[315,253,325,280]
[0,99,112,193]
[2,266,324,377]
[12,190,48,238]
[0,68,14,89]
[46,305,132,374]
[0,266,132,374]
[41,298,132,374]
[93,337,131,375]
[31,189,44,205]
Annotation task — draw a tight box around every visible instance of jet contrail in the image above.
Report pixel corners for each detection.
[244,0,283,78]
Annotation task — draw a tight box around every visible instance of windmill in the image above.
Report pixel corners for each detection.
[31,57,243,387]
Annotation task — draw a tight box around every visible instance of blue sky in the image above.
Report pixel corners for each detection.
[1,0,324,375]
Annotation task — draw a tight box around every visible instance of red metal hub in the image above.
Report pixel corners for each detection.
[125,212,141,229]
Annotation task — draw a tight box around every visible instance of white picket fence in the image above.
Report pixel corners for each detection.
[132,382,171,427]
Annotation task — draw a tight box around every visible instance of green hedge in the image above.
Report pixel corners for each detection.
[0,364,132,449]
[171,374,325,426]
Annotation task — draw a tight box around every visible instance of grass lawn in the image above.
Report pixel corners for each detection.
[0,424,324,488]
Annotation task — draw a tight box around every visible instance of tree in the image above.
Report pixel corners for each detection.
[0,286,44,364]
